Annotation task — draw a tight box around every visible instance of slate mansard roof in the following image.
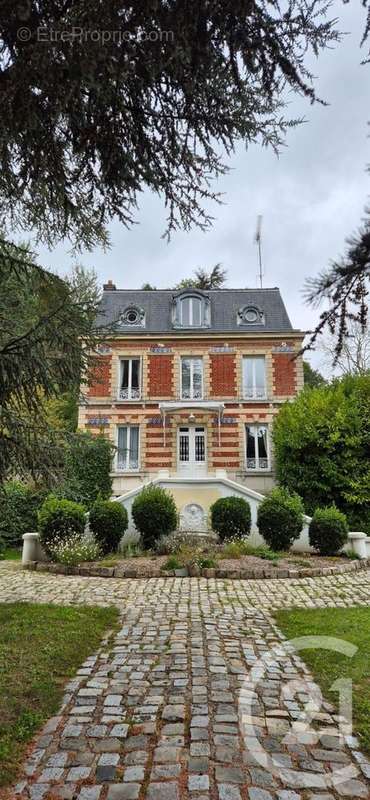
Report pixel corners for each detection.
[97,287,298,335]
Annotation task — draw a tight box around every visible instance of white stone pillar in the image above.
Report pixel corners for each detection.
[348,532,368,560]
[22,532,47,564]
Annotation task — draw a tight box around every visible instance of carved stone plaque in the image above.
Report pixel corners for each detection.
[179,503,208,532]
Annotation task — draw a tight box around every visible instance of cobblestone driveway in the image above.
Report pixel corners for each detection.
[1,564,370,800]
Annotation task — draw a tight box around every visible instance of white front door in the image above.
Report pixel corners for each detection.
[177,426,207,475]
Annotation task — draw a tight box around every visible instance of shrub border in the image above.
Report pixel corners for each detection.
[23,557,370,580]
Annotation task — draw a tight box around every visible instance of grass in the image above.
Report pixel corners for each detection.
[0,602,119,787]
[219,540,281,562]
[275,607,370,754]
[1,548,21,561]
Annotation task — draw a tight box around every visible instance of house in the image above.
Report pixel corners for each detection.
[78,282,304,504]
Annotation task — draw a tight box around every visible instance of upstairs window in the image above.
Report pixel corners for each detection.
[243,356,266,399]
[246,424,269,471]
[181,296,202,327]
[172,292,210,328]
[181,357,203,400]
[119,358,141,400]
[117,425,139,471]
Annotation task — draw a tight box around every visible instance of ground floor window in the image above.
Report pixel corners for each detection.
[117,425,139,471]
[245,424,269,470]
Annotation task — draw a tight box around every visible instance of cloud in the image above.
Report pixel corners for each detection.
[33,0,369,373]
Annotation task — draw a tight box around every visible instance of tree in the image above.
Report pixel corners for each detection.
[319,319,370,375]
[141,283,157,291]
[0,2,340,249]
[0,239,108,483]
[273,375,370,533]
[305,189,370,359]
[303,360,326,388]
[174,264,227,290]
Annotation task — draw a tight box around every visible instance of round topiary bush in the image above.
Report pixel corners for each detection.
[132,484,177,549]
[210,496,251,541]
[89,499,128,554]
[309,506,349,556]
[257,487,304,551]
[38,496,86,553]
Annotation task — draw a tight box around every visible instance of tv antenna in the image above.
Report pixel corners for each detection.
[254,215,264,288]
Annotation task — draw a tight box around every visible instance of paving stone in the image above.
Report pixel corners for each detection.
[219,785,242,800]
[151,763,181,778]
[276,793,302,800]
[335,779,369,797]
[123,765,145,781]
[147,783,179,800]
[188,774,210,791]
[5,569,370,800]
[38,767,64,782]
[78,789,102,800]
[215,765,245,784]
[106,786,140,800]
[248,790,274,800]
[66,766,91,781]
[96,764,118,781]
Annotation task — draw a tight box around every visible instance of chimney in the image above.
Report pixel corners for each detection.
[103,279,116,291]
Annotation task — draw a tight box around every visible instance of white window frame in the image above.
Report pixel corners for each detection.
[244,423,270,472]
[180,296,203,327]
[116,425,140,472]
[242,356,267,399]
[118,357,141,401]
[180,356,203,400]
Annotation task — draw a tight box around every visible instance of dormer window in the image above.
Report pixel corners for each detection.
[237,305,265,326]
[172,291,210,328]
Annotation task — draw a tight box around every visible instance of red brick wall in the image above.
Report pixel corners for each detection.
[272,353,296,396]
[210,354,237,397]
[147,354,174,398]
[87,356,112,397]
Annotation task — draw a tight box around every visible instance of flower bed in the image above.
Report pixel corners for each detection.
[23,552,370,580]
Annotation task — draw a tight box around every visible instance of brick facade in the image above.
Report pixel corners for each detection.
[147,353,174,398]
[272,352,297,396]
[80,335,303,493]
[87,355,112,397]
[210,353,237,397]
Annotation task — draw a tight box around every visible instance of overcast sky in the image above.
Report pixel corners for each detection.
[35,0,369,373]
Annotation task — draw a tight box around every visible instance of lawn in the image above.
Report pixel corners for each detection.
[0,603,119,787]
[1,548,21,561]
[275,607,370,754]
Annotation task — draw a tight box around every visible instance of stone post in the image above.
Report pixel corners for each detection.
[22,532,47,564]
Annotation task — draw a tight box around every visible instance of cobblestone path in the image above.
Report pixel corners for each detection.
[1,565,369,800]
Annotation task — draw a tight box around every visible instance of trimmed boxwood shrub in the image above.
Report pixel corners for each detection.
[210,496,251,541]
[89,500,128,554]
[132,484,177,549]
[257,487,304,551]
[38,496,86,553]
[309,506,349,556]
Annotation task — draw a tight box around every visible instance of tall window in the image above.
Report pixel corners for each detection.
[180,296,202,327]
[117,426,139,471]
[245,424,269,470]
[243,356,266,399]
[181,357,203,400]
[119,358,140,400]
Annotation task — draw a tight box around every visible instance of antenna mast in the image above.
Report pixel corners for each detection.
[254,215,263,288]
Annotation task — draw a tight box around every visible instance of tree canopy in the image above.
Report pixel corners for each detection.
[0,0,341,249]
[0,240,107,483]
[174,264,227,290]
[303,360,326,388]
[273,375,370,533]
[305,177,370,357]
